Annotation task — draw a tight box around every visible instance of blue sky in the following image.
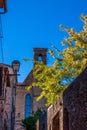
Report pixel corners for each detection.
[1,0,87,82]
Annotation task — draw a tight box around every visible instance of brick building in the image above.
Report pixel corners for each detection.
[0,48,87,130]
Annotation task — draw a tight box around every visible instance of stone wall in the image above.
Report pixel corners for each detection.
[0,64,15,130]
[15,76,47,130]
[47,96,63,130]
[15,85,30,130]
[47,67,87,130]
[14,48,48,130]
[63,67,87,130]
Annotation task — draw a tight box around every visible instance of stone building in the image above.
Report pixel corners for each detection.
[14,48,48,130]
[47,67,87,130]
[0,48,48,130]
[0,48,87,130]
[0,63,16,130]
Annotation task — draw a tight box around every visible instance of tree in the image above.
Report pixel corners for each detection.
[21,108,43,130]
[27,14,87,106]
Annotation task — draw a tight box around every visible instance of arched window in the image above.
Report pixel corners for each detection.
[38,55,42,62]
[25,94,31,118]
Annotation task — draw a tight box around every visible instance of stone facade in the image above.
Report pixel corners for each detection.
[0,63,16,130]
[15,48,48,130]
[47,96,63,130]
[63,67,87,130]
[47,67,87,130]
[0,48,48,130]
[14,85,29,130]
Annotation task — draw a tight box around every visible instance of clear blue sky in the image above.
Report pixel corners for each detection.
[1,0,87,82]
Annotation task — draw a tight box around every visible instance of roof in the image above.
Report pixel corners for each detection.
[23,70,34,85]
[0,63,12,68]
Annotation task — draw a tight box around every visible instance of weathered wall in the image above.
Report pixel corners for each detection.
[15,77,47,130]
[63,67,87,130]
[0,64,15,130]
[47,96,63,130]
[15,48,48,130]
[47,67,87,130]
[15,85,30,130]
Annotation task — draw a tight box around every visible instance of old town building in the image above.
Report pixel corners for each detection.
[0,63,16,130]
[14,48,48,130]
[0,48,87,130]
[0,48,48,130]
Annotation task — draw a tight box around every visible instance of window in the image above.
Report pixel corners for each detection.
[38,55,42,62]
[4,68,10,87]
[25,94,31,118]
[6,76,10,87]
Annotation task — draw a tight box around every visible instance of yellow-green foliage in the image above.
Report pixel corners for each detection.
[27,14,87,106]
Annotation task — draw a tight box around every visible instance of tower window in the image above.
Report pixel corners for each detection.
[38,55,42,62]
[25,94,31,118]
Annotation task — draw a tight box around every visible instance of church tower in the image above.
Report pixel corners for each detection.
[33,48,48,64]
[32,48,48,111]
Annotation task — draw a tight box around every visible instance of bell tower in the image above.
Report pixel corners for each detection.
[32,48,48,111]
[33,48,48,64]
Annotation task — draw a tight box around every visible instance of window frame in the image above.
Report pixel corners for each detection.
[25,94,31,118]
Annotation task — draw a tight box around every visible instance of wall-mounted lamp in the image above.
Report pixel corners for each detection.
[12,60,20,72]
[12,60,20,83]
